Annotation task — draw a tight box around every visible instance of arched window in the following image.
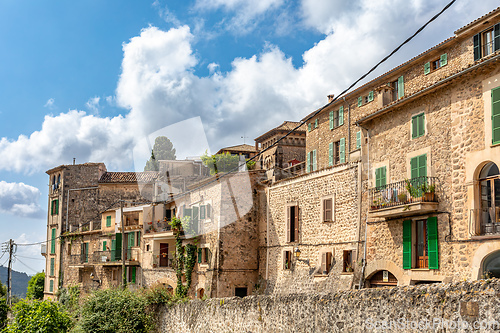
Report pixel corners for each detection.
[57,175,61,188]
[479,162,500,234]
[482,250,500,278]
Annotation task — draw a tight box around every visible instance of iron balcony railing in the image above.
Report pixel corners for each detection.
[144,220,172,234]
[369,176,438,211]
[69,249,139,265]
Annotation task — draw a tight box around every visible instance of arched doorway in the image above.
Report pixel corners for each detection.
[479,162,500,234]
[482,250,500,278]
[197,288,204,299]
[368,270,398,288]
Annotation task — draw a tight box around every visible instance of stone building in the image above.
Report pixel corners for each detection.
[254,121,307,181]
[216,144,259,159]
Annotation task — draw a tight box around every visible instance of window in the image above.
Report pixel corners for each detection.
[283,250,292,270]
[200,205,206,219]
[403,217,439,269]
[81,243,88,263]
[357,96,362,107]
[328,139,345,166]
[321,252,333,275]
[411,113,425,138]
[128,266,136,284]
[136,231,141,247]
[198,247,210,265]
[329,107,344,130]
[368,91,374,102]
[356,131,361,149]
[308,123,312,132]
[375,167,387,189]
[51,199,59,216]
[235,287,247,298]
[112,269,118,281]
[492,87,500,145]
[106,216,111,227]
[410,154,427,180]
[50,258,55,276]
[392,76,404,101]
[306,150,317,172]
[206,204,211,218]
[343,250,353,273]
[479,162,500,233]
[49,280,54,293]
[424,54,447,74]
[473,24,500,61]
[322,197,334,222]
[50,228,56,254]
[286,206,299,243]
[314,118,318,128]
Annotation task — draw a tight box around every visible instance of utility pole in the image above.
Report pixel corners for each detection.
[121,198,127,289]
[7,239,13,306]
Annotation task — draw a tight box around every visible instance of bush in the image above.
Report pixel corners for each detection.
[4,299,73,333]
[142,283,172,306]
[57,285,80,314]
[26,272,45,300]
[77,288,153,333]
[0,297,7,329]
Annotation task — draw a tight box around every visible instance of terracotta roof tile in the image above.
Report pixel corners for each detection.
[218,144,258,153]
[99,171,159,183]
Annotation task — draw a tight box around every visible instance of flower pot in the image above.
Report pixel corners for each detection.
[422,192,435,202]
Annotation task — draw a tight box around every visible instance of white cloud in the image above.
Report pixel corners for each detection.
[13,233,46,274]
[85,96,100,113]
[44,98,55,109]
[0,181,42,218]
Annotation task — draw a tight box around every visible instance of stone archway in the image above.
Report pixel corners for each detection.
[471,241,500,279]
[364,260,406,286]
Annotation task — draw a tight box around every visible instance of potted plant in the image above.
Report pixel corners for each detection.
[397,192,407,203]
[421,183,436,202]
[405,179,420,199]
[371,199,380,210]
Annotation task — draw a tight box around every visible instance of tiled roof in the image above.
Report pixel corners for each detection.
[454,6,500,35]
[99,171,159,183]
[255,121,306,142]
[218,144,258,153]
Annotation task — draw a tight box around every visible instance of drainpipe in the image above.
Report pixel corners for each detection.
[266,187,270,283]
[345,97,350,161]
[357,125,370,289]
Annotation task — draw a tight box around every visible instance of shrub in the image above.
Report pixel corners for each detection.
[77,288,153,333]
[26,272,45,300]
[4,299,73,333]
[57,285,80,314]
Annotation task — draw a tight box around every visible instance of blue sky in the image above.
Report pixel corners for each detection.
[0,0,498,274]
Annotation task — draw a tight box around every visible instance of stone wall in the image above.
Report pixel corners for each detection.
[158,279,500,333]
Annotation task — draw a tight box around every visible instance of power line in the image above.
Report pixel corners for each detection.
[12,255,40,275]
[13,254,46,261]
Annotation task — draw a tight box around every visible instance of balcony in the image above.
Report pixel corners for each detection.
[368,177,439,219]
[151,251,174,269]
[69,249,140,266]
[144,220,173,235]
[469,208,500,237]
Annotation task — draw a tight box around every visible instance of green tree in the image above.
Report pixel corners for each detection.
[4,299,73,333]
[144,136,176,171]
[26,272,45,300]
[77,288,153,333]
[201,152,255,175]
[0,298,7,330]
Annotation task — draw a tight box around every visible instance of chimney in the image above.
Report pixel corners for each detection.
[73,158,76,165]
[327,94,335,102]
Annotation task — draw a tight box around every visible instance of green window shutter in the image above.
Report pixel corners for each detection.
[131,267,136,284]
[206,204,211,218]
[492,87,500,144]
[50,258,54,276]
[314,119,318,128]
[329,111,334,130]
[339,138,345,164]
[411,115,418,139]
[115,233,122,261]
[368,91,374,102]
[55,199,59,215]
[198,248,202,263]
[418,154,427,178]
[329,142,333,166]
[419,113,425,137]
[403,220,412,269]
[410,156,418,179]
[103,240,107,252]
[339,106,344,126]
[200,205,206,219]
[51,228,56,254]
[356,131,361,149]
[375,168,380,188]
[308,123,311,132]
[473,33,481,61]
[440,53,447,67]
[128,233,134,248]
[184,208,192,219]
[375,167,386,188]
[306,152,310,173]
[106,216,111,227]
[397,76,404,99]
[427,216,439,269]
[192,206,199,234]
[49,280,54,292]
[136,231,141,247]
[357,96,362,107]
[412,113,425,138]
[494,24,500,52]
[312,150,317,171]
[111,240,116,261]
[424,62,430,75]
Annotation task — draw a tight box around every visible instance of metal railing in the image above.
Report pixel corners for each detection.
[144,220,172,234]
[369,176,438,211]
[70,249,139,265]
[469,208,500,236]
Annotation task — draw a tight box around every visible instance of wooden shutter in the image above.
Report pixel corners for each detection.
[314,119,318,128]
[115,233,122,261]
[418,154,427,178]
[206,204,211,218]
[51,228,56,254]
[184,207,192,219]
[294,206,299,242]
[198,248,202,263]
[368,91,374,102]
[339,106,344,125]
[200,205,206,219]
[329,110,334,130]
[473,33,481,61]
[427,216,439,269]
[55,199,59,215]
[424,62,430,75]
[339,138,345,164]
[403,220,412,269]
[410,156,418,180]
[397,76,404,99]
[440,53,447,67]
[192,206,199,234]
[356,131,361,149]
[357,96,362,107]
[312,150,317,171]
[106,216,111,227]
[306,152,310,173]
[103,240,107,251]
[494,23,500,52]
[50,280,54,292]
[136,231,141,247]
[111,239,116,261]
[323,199,332,222]
[128,232,134,248]
[308,123,311,132]
[492,87,500,145]
[321,253,327,274]
[286,206,291,243]
[418,113,425,137]
[375,167,386,188]
[50,258,54,276]
[329,142,333,166]
[131,267,136,284]
[326,252,332,273]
